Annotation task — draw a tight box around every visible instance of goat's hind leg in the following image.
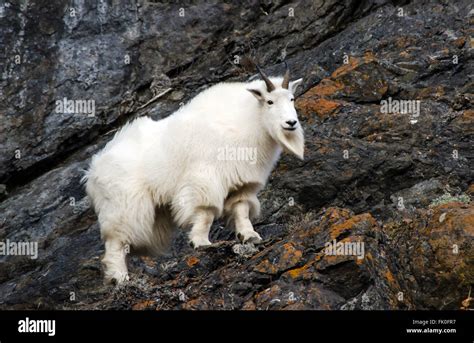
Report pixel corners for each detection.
[232,201,262,244]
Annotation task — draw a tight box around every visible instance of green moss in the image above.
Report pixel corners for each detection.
[429,193,470,208]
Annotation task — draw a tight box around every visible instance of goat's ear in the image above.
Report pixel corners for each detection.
[247,88,264,101]
[289,78,303,94]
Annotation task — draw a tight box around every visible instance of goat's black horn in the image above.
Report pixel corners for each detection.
[282,61,290,89]
[256,65,275,92]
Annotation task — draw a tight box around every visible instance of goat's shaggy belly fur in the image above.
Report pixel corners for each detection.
[85,76,304,284]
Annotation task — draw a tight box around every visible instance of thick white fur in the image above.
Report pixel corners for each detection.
[85,76,304,284]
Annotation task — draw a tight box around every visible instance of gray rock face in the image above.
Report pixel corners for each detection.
[0,0,473,310]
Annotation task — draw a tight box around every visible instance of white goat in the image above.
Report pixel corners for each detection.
[84,66,304,284]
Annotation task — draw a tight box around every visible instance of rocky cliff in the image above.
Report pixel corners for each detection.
[0,0,473,310]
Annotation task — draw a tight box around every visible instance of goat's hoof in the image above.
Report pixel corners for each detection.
[237,231,262,244]
[189,237,212,250]
[104,271,129,286]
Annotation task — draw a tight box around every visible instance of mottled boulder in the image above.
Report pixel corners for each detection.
[384,202,474,309]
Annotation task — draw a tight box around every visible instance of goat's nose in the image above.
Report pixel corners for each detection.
[286,120,297,127]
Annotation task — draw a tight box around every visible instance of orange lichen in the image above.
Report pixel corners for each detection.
[331,57,360,78]
[307,79,344,96]
[329,213,376,240]
[132,300,155,310]
[385,270,396,284]
[186,256,200,267]
[329,52,376,79]
[254,259,278,274]
[363,51,376,61]
[286,262,311,279]
[297,97,342,119]
[281,242,303,265]
[254,243,303,274]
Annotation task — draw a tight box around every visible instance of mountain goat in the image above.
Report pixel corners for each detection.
[85,65,304,284]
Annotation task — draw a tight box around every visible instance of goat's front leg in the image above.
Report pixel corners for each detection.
[232,201,262,244]
[188,208,214,249]
[102,238,129,285]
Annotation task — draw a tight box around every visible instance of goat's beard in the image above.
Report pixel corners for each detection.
[274,126,305,160]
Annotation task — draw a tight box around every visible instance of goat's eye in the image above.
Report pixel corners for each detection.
[290,98,295,101]
[267,100,273,105]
